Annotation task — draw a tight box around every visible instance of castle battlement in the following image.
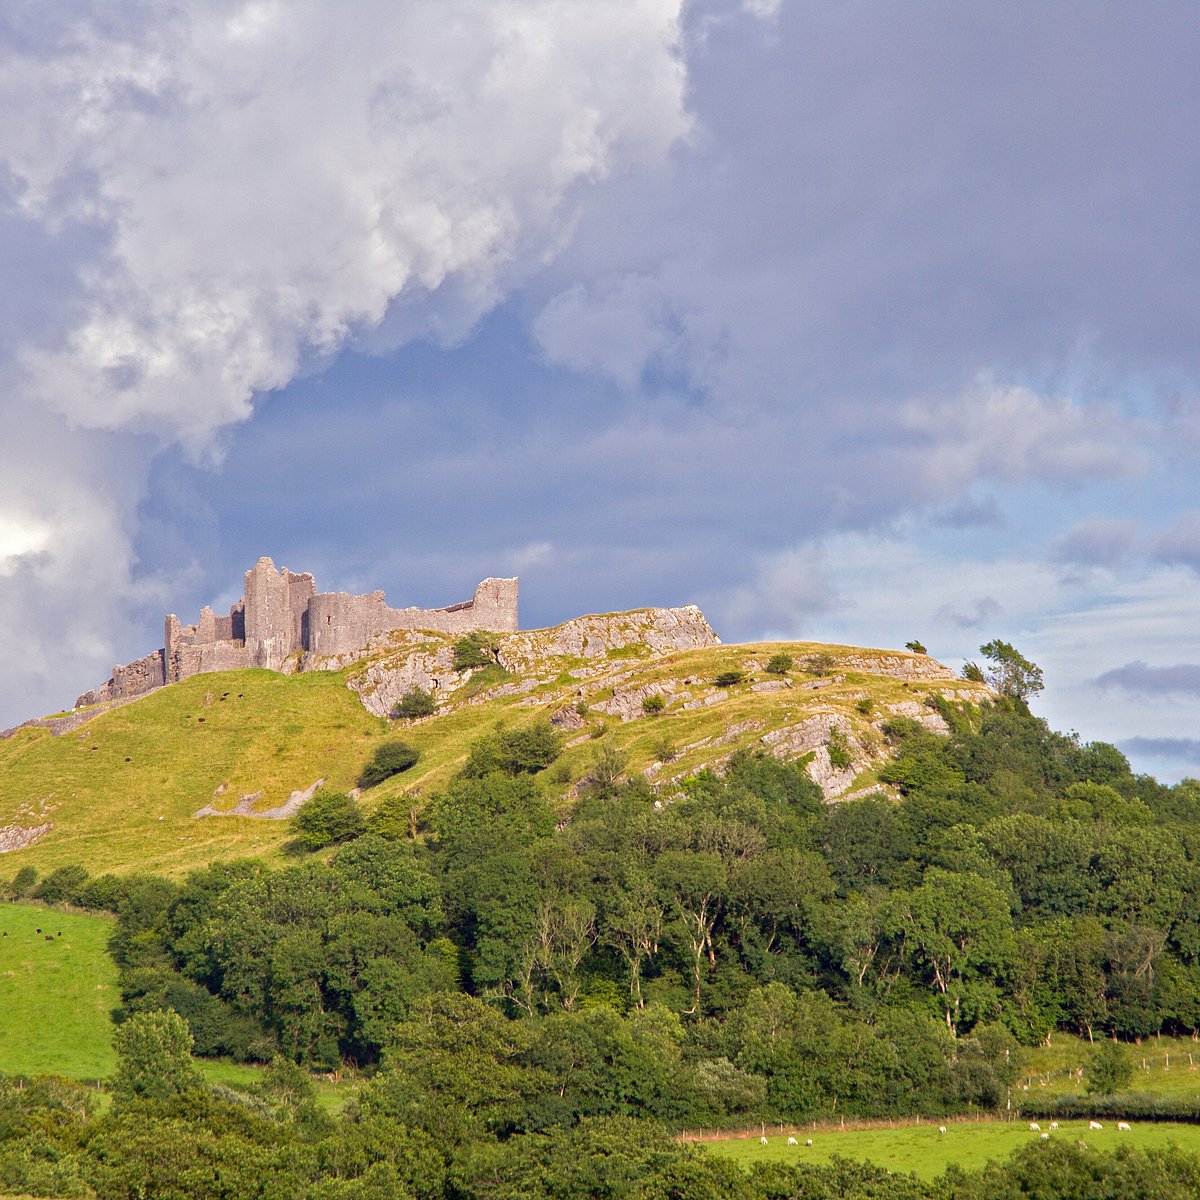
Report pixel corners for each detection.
[75,558,518,709]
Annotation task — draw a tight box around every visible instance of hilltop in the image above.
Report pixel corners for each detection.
[0,602,991,876]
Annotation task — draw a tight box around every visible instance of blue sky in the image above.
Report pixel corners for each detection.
[2,1,1199,779]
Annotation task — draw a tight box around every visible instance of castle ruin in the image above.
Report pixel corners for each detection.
[76,557,518,708]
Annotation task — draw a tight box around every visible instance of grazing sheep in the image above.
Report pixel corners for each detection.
[1089,1121,1103,1131]
[1040,1133,1049,1140]
[1118,1121,1131,1132]
[787,1137,797,1146]
[1029,1122,1041,1132]
[805,1139,813,1147]
[1049,1122,1059,1131]
[938,1126,947,1135]
[760,1136,768,1145]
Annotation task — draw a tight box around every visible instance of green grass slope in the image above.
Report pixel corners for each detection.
[0,902,117,1079]
[0,618,991,877]
[0,670,387,876]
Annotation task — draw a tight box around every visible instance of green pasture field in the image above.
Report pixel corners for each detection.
[1016,1032,1200,1100]
[0,902,117,1079]
[701,1118,1200,1180]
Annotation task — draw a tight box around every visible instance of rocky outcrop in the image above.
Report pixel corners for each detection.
[498,606,718,673]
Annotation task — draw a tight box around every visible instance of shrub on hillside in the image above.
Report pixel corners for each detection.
[453,630,500,671]
[4,865,38,900]
[642,693,666,716]
[293,789,365,850]
[33,864,90,906]
[1087,1041,1133,1096]
[713,669,745,687]
[359,740,421,789]
[765,653,794,675]
[827,728,853,770]
[461,721,562,778]
[805,652,836,676]
[392,687,436,719]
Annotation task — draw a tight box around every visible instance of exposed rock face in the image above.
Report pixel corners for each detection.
[498,606,718,672]
[76,559,519,709]
[350,643,460,719]
[0,822,52,853]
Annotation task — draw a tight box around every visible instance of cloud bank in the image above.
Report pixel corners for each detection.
[0,0,691,717]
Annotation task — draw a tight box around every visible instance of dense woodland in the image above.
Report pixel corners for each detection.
[6,690,1200,1197]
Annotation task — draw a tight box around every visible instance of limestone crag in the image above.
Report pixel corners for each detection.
[345,606,719,720]
[497,606,719,673]
[77,558,518,709]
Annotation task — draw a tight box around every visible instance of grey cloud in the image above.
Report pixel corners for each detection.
[935,597,1002,630]
[1119,737,1200,767]
[1153,512,1200,572]
[1050,518,1142,567]
[932,495,1006,530]
[1093,661,1200,697]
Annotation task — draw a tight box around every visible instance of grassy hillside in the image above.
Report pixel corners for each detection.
[1019,1033,1200,1101]
[0,902,117,1079]
[0,616,990,877]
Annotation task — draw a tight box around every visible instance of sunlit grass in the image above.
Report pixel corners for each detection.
[0,902,117,1079]
[701,1117,1200,1179]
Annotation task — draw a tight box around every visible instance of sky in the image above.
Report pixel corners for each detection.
[2,1,1199,780]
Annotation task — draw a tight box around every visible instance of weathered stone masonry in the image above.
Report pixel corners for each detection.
[76,558,518,708]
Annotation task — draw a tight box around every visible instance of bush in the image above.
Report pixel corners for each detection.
[714,670,745,687]
[855,696,874,715]
[5,865,37,900]
[588,744,628,795]
[293,789,365,850]
[827,728,853,770]
[642,693,666,716]
[460,721,562,777]
[904,639,927,654]
[805,652,836,676]
[33,864,90,906]
[359,740,421,788]
[765,653,794,675]
[392,687,436,719]
[453,630,499,671]
[1087,1041,1133,1096]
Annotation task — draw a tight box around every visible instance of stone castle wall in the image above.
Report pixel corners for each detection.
[307,577,520,655]
[76,558,518,709]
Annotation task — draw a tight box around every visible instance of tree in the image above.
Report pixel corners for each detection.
[765,653,794,675]
[293,789,365,850]
[897,869,1016,1033]
[113,1009,203,1100]
[1086,1039,1132,1095]
[978,639,1044,701]
[359,739,420,788]
[392,687,436,719]
[904,640,927,655]
[453,630,500,671]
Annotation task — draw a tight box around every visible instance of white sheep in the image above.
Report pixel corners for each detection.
[787,1136,797,1146]
[1029,1122,1041,1132]
[1089,1120,1103,1131]
[1117,1121,1131,1132]
[760,1136,768,1145]
[1040,1133,1049,1140]
[938,1126,947,1135]
[805,1139,814,1147]
[1049,1121,1059,1131]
